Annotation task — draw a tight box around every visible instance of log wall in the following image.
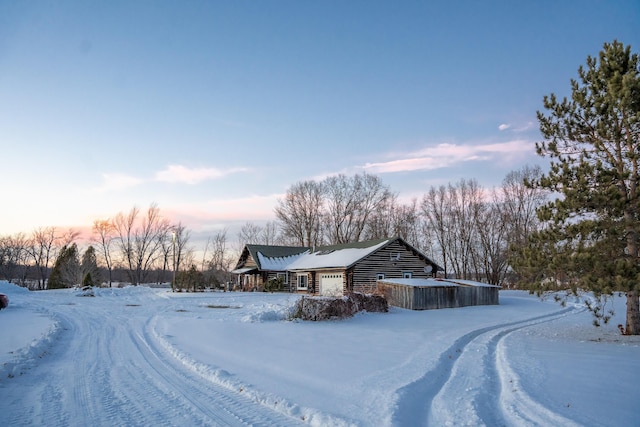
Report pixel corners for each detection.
[350,240,435,293]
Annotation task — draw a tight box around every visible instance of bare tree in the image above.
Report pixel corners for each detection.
[365,193,397,241]
[112,204,171,285]
[448,179,485,280]
[204,229,229,271]
[112,207,137,283]
[60,229,81,247]
[92,219,115,287]
[169,223,191,291]
[203,228,231,287]
[365,195,423,248]
[0,233,29,284]
[323,174,357,244]
[474,192,510,285]
[391,199,422,247]
[27,226,58,289]
[323,173,393,244]
[501,165,547,252]
[275,180,324,247]
[421,186,453,277]
[261,221,280,245]
[237,222,263,247]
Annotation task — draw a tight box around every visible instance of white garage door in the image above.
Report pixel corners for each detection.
[320,273,344,296]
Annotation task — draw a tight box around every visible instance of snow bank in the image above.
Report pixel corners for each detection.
[0,281,63,379]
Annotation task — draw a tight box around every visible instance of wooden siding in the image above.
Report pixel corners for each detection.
[350,240,435,293]
[244,255,258,269]
[378,281,499,310]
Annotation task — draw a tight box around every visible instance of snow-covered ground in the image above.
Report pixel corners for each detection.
[1,281,638,426]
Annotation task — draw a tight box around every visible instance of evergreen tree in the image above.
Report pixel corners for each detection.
[81,246,101,287]
[82,272,94,287]
[517,41,640,334]
[48,244,80,289]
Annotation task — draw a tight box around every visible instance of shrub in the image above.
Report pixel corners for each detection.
[290,293,388,321]
[264,276,285,292]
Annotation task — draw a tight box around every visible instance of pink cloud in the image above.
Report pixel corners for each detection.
[361,140,534,174]
[163,194,281,231]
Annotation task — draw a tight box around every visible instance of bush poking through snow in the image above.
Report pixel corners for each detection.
[76,286,95,297]
[290,293,388,321]
[0,293,8,309]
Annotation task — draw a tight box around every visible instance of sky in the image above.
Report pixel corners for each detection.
[1,1,639,242]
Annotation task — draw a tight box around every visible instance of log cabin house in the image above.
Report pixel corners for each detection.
[231,237,442,296]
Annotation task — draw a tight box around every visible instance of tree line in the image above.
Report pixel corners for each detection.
[0,203,233,291]
[270,167,547,286]
[0,167,545,290]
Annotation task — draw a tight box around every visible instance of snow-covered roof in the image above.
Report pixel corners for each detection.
[379,278,455,287]
[239,244,309,271]
[256,251,308,271]
[379,278,500,288]
[438,279,501,288]
[230,267,257,274]
[287,239,389,270]
[249,239,391,272]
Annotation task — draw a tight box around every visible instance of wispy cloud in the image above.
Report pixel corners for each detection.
[95,173,143,192]
[514,121,535,132]
[360,140,535,174]
[155,164,248,184]
[499,121,535,132]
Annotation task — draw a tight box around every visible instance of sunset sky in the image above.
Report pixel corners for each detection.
[1,1,638,241]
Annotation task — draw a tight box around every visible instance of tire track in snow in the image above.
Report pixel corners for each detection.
[391,305,582,426]
[140,319,312,426]
[131,327,269,426]
[470,310,582,427]
[1,294,306,426]
[494,327,582,427]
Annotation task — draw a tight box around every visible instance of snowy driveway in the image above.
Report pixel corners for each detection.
[1,283,639,426]
[1,287,304,426]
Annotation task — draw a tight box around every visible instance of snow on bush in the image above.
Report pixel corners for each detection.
[291,293,388,321]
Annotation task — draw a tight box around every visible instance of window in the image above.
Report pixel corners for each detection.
[277,272,288,284]
[377,273,385,280]
[297,274,308,290]
[403,272,413,279]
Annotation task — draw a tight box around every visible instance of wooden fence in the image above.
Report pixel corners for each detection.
[377,279,499,310]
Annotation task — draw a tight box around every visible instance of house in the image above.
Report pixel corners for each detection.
[377,278,500,310]
[231,237,442,296]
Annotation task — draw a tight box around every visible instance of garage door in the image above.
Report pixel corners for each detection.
[320,273,344,296]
